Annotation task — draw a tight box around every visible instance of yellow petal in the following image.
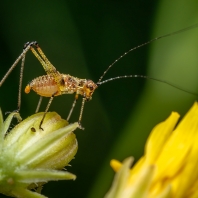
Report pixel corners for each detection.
[125,165,155,198]
[145,112,180,164]
[154,102,198,182]
[110,159,122,172]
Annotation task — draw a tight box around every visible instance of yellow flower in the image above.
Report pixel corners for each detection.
[0,110,79,198]
[105,102,198,198]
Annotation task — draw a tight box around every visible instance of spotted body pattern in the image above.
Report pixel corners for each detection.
[25,74,97,99]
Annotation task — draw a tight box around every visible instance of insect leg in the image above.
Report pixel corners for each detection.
[29,43,62,88]
[30,43,57,74]
[35,96,43,113]
[29,47,51,74]
[35,45,57,73]
[17,55,26,111]
[0,44,29,87]
[39,96,54,130]
[78,97,86,130]
[0,42,35,111]
[67,94,78,121]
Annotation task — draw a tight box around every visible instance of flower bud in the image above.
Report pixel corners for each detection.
[0,110,79,198]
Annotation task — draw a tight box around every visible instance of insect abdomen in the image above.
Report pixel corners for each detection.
[25,75,60,97]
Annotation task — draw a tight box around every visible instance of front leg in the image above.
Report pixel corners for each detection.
[78,97,86,130]
[39,94,55,130]
[67,94,78,121]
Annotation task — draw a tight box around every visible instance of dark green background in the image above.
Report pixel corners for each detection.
[1,1,198,198]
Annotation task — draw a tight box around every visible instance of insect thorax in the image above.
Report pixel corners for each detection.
[61,74,98,100]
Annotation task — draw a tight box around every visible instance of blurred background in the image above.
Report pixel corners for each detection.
[1,0,198,197]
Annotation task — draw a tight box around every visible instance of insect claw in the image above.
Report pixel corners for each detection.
[39,121,44,131]
[5,109,19,115]
[34,42,39,47]
[4,110,22,123]
[78,122,85,130]
[23,41,38,50]
[23,42,30,49]
[39,125,44,131]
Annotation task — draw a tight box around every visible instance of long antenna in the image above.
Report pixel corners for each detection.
[97,75,198,96]
[97,23,198,83]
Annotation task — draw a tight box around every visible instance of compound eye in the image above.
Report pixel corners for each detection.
[89,85,93,90]
[86,84,93,90]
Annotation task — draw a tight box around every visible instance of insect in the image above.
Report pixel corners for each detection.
[1,24,198,130]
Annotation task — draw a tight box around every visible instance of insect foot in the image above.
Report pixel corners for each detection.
[78,121,85,130]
